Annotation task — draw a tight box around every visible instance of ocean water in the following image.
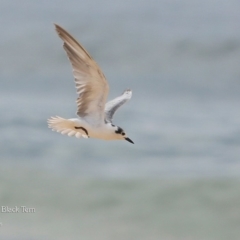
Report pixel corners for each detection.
[0,0,240,239]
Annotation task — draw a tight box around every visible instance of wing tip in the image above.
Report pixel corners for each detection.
[122,89,132,99]
[54,23,62,31]
[54,24,70,42]
[54,23,60,32]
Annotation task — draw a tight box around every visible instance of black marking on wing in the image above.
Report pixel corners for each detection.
[74,126,88,136]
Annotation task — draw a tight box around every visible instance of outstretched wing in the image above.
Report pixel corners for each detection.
[55,24,109,126]
[104,89,132,123]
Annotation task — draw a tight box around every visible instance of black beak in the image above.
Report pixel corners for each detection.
[125,137,134,144]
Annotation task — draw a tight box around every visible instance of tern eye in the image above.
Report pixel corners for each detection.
[122,132,125,136]
[115,126,124,134]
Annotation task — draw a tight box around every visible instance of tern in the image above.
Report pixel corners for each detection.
[47,24,134,144]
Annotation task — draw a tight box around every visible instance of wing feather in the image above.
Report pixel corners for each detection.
[55,24,109,126]
[105,89,132,123]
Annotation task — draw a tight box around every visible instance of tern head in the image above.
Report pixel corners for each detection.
[109,124,134,144]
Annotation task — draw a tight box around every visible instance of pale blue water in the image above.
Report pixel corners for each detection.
[0,0,240,239]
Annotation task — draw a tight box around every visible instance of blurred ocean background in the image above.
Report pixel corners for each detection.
[0,0,240,239]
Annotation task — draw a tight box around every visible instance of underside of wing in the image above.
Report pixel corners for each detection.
[55,24,109,126]
[105,89,132,123]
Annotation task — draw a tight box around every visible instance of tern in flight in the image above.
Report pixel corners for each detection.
[48,24,134,144]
